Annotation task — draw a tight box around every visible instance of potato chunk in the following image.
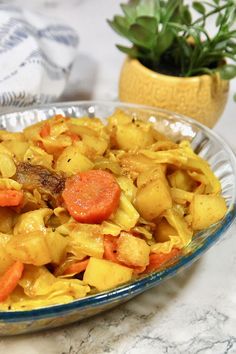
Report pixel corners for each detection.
[155,219,177,242]
[137,165,166,188]
[190,194,227,230]
[67,225,104,259]
[0,233,14,275]
[82,135,108,156]
[117,232,150,267]
[2,141,29,161]
[0,207,15,234]
[116,123,154,151]
[56,146,93,176]
[83,257,133,291]
[168,170,195,191]
[6,232,51,266]
[14,208,52,235]
[0,153,16,178]
[135,178,172,220]
[24,146,53,169]
[46,231,68,264]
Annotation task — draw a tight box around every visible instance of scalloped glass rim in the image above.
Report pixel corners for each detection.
[0,100,235,323]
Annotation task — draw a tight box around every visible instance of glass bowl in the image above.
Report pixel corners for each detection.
[0,101,235,336]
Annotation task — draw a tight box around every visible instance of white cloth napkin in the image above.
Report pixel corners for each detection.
[0,4,78,108]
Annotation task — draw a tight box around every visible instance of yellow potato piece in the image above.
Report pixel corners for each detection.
[135,178,172,220]
[0,153,16,178]
[24,146,53,169]
[155,219,177,242]
[14,208,53,235]
[41,135,72,155]
[0,207,15,234]
[120,153,156,179]
[82,135,108,156]
[23,121,43,141]
[0,233,14,275]
[6,232,51,266]
[67,225,104,259]
[168,170,196,191]
[117,232,150,267]
[116,123,154,151]
[136,165,166,188]
[69,117,105,132]
[2,141,29,161]
[190,194,227,230]
[56,146,93,176]
[83,257,133,291]
[0,131,25,141]
[45,231,68,264]
[108,110,132,126]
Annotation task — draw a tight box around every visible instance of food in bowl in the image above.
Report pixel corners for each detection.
[0,110,227,310]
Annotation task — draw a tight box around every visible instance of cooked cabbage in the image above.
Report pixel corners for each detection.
[0,112,226,311]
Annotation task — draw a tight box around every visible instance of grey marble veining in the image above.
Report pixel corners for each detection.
[0,1,235,353]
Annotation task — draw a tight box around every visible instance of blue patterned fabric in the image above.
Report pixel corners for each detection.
[0,5,78,107]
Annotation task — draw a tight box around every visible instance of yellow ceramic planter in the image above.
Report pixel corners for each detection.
[119,58,229,128]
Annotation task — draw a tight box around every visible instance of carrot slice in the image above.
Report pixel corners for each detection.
[40,122,51,138]
[146,248,180,273]
[0,189,23,207]
[36,140,46,150]
[62,170,121,223]
[63,259,89,275]
[66,131,80,142]
[0,261,24,302]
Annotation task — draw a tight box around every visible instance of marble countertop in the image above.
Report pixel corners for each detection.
[0,1,236,353]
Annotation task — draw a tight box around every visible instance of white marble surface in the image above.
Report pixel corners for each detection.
[0,1,236,353]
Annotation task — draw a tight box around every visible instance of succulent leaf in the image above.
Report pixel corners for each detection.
[136,0,157,17]
[136,16,157,34]
[129,23,155,48]
[155,29,174,56]
[116,44,140,57]
[107,17,130,39]
[121,2,138,21]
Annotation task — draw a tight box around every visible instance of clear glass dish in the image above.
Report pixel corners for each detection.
[0,101,235,335]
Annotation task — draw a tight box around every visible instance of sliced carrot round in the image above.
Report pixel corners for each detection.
[146,248,180,273]
[65,131,80,143]
[63,259,89,275]
[0,189,23,207]
[40,121,51,138]
[62,170,121,223]
[0,261,24,302]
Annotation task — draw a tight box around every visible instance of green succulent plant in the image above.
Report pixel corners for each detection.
[108,0,236,85]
